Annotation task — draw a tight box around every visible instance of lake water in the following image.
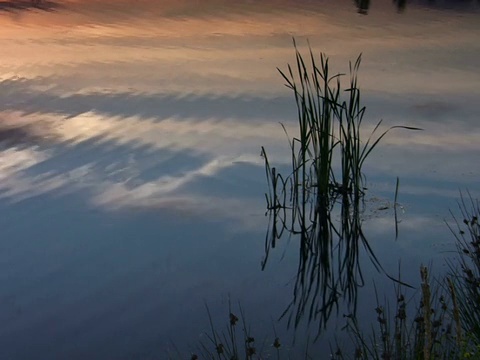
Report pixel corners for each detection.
[1,0,480,358]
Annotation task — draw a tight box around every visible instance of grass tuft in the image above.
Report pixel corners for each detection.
[261,39,421,335]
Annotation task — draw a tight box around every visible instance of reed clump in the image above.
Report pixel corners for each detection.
[447,193,480,355]
[190,303,282,360]
[260,40,421,336]
[332,265,462,360]
[261,39,421,210]
[331,193,480,360]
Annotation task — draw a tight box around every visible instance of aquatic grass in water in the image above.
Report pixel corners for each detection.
[334,266,462,360]
[332,194,480,359]
[189,195,480,359]
[261,40,421,335]
[191,303,282,360]
[447,193,480,349]
[263,39,421,202]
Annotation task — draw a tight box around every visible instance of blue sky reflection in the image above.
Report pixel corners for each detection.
[1,0,480,357]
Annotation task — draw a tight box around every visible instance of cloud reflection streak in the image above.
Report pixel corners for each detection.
[0,0,479,224]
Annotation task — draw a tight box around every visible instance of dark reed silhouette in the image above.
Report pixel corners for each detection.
[261,41,420,336]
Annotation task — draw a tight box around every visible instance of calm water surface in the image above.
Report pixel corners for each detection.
[1,0,480,358]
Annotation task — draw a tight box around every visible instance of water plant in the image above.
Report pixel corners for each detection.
[331,193,480,359]
[447,193,480,351]
[333,266,462,360]
[260,40,420,335]
[263,192,380,339]
[262,40,420,204]
[191,303,279,360]
[189,192,480,359]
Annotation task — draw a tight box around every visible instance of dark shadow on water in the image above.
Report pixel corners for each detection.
[0,77,292,123]
[393,0,407,12]
[0,125,38,145]
[0,0,61,12]
[354,0,480,13]
[0,123,53,150]
[355,0,370,14]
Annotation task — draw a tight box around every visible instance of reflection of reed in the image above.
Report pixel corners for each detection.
[261,43,418,336]
[355,0,370,14]
[262,174,381,336]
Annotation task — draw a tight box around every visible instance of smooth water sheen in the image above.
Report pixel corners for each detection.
[1,1,480,358]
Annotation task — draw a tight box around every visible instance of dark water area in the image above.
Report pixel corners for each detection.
[1,0,480,358]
